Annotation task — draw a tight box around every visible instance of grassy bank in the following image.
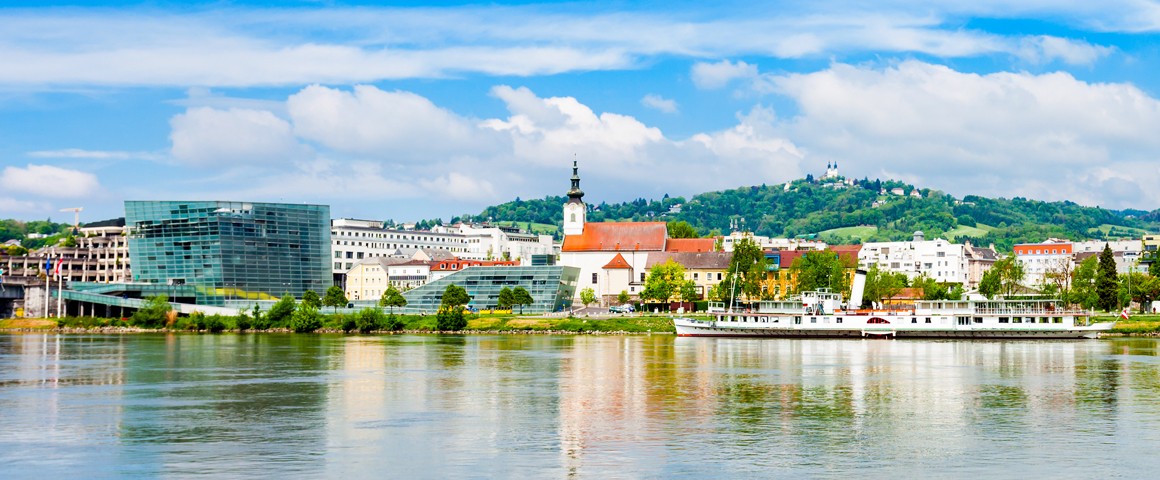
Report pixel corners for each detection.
[1096,314,1160,335]
[1,314,680,334]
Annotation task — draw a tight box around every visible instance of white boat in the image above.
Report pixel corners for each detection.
[674,288,1115,339]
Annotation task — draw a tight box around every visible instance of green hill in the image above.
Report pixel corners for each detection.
[466,177,1160,251]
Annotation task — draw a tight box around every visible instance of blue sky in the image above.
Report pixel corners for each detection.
[3,1,1160,223]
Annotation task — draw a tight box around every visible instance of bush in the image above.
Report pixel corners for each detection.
[693,301,709,312]
[204,315,226,333]
[189,311,206,331]
[267,295,297,328]
[436,309,467,331]
[235,313,252,331]
[290,305,323,333]
[383,313,405,331]
[132,295,173,329]
[356,308,384,333]
[341,313,358,333]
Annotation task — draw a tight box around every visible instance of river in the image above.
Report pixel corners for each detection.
[2,333,1159,478]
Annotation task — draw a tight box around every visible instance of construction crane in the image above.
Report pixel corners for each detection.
[60,207,83,235]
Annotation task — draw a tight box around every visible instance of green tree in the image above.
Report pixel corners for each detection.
[863,264,907,307]
[666,220,699,238]
[617,290,631,305]
[290,304,323,333]
[978,268,1002,300]
[6,245,28,256]
[436,284,472,331]
[301,290,322,310]
[323,285,348,313]
[497,286,514,309]
[579,287,597,308]
[379,285,407,313]
[60,235,77,248]
[511,287,534,314]
[1070,256,1099,309]
[641,259,686,304]
[266,294,297,328]
[1096,244,1119,312]
[988,256,1025,298]
[678,279,698,303]
[722,237,767,304]
[131,295,172,329]
[792,250,852,299]
[441,284,472,310]
[356,308,385,333]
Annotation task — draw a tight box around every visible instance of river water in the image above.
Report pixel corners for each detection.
[2,333,1159,478]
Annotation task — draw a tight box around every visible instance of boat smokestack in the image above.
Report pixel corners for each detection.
[849,269,867,309]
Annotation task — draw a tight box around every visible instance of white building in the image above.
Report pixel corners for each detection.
[1072,239,1144,273]
[1013,240,1073,287]
[720,231,826,252]
[330,217,552,287]
[858,231,969,285]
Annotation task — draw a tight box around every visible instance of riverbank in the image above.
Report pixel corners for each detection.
[0,314,682,335]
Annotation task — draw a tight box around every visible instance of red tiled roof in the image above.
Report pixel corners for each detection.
[561,222,667,252]
[775,250,808,268]
[430,259,519,271]
[830,244,862,266]
[665,238,715,252]
[646,251,732,269]
[602,253,633,269]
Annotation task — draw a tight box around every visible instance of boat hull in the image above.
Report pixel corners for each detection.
[674,319,1115,340]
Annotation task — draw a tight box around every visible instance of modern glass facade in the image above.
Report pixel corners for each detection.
[402,266,579,314]
[125,201,331,305]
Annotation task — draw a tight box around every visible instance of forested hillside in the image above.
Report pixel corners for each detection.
[465,177,1160,250]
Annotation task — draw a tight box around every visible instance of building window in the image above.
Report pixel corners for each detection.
[592,273,598,284]
[693,273,699,280]
[641,272,646,282]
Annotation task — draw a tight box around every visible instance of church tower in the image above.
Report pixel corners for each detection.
[563,160,586,236]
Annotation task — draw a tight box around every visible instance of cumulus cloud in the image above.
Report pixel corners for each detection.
[287,85,504,161]
[764,60,1160,208]
[169,107,309,166]
[641,94,679,113]
[691,60,758,89]
[1017,35,1114,65]
[0,164,100,199]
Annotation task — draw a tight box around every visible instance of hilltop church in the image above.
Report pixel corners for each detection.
[558,161,714,306]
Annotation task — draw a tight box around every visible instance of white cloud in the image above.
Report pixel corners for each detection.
[691,60,759,89]
[1017,35,1114,65]
[765,60,1160,208]
[27,149,164,161]
[169,107,309,166]
[640,94,678,113]
[0,6,1128,89]
[0,164,100,199]
[419,172,498,202]
[287,85,504,161]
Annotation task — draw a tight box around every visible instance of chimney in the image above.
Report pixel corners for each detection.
[849,269,867,309]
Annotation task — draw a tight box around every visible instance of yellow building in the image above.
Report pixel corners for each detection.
[761,246,862,300]
[644,251,731,300]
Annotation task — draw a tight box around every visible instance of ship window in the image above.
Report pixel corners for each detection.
[1053,317,1063,323]
[810,317,817,323]
[973,317,983,324]
[1040,317,1049,323]
[1013,317,1022,323]
[911,318,917,323]
[836,318,842,323]
[999,317,1009,323]
[794,316,801,324]
[925,317,932,323]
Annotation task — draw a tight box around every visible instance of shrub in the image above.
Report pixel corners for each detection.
[356,308,384,333]
[341,313,358,333]
[436,309,467,331]
[267,295,297,328]
[204,315,226,333]
[132,295,173,329]
[235,313,252,331]
[383,314,405,331]
[189,311,206,331]
[290,305,323,333]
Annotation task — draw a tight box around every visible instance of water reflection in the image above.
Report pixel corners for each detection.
[3,334,1160,478]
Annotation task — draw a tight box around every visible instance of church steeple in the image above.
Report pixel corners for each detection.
[563,159,586,236]
[567,160,584,203]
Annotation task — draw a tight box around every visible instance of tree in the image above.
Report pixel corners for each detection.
[978,268,1002,300]
[987,256,1025,298]
[131,295,172,329]
[323,285,348,313]
[792,250,851,299]
[266,294,297,328]
[441,284,472,310]
[863,264,906,307]
[1070,256,1099,309]
[1042,257,1074,302]
[666,220,699,239]
[290,304,323,333]
[1097,244,1119,312]
[511,287,533,314]
[497,286,514,309]
[579,287,597,308]
[1120,272,1160,314]
[640,260,685,304]
[722,237,767,304]
[678,280,698,304]
[437,284,472,331]
[301,290,322,310]
[379,285,407,313]
[617,290,631,305]
[356,308,385,333]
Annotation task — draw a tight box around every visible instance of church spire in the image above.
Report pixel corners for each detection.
[567,159,584,203]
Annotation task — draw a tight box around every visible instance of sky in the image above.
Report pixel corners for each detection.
[3,1,1160,224]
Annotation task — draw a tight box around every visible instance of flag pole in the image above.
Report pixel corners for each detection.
[43,256,51,319]
[57,259,64,318]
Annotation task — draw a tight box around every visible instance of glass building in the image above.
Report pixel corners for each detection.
[402,266,579,314]
[125,201,331,305]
